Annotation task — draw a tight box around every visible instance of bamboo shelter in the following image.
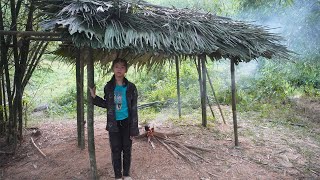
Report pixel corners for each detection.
[34,0,292,178]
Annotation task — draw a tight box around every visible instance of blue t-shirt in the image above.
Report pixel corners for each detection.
[114,85,128,120]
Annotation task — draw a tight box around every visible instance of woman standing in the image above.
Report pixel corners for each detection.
[89,58,139,180]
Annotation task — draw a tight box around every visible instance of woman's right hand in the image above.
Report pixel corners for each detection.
[89,86,96,98]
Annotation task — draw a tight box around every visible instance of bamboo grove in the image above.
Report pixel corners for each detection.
[0,0,48,151]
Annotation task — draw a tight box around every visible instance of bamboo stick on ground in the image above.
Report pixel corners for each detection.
[176,143,209,163]
[185,145,214,152]
[168,143,195,164]
[162,138,209,162]
[155,137,180,159]
[31,137,46,158]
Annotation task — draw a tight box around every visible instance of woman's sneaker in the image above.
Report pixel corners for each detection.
[123,176,132,180]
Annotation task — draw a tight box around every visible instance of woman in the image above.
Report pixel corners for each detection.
[89,58,139,180]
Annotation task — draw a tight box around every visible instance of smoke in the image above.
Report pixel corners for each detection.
[237,0,320,57]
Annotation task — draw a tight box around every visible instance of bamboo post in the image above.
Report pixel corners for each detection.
[195,59,203,124]
[175,56,181,118]
[194,61,215,121]
[87,48,98,179]
[204,66,226,124]
[200,55,207,127]
[0,30,61,36]
[76,48,85,149]
[230,58,239,146]
[195,59,203,101]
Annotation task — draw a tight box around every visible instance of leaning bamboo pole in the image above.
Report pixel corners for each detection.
[204,66,226,124]
[194,60,215,122]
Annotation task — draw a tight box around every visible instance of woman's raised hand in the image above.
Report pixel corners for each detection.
[89,85,96,98]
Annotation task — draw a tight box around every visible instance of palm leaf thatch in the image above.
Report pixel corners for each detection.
[37,0,292,66]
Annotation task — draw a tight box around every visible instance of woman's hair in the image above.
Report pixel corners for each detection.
[111,58,128,71]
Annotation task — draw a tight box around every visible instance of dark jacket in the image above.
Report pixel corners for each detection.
[93,75,139,136]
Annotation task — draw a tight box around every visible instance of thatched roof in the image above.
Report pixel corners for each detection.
[37,0,292,66]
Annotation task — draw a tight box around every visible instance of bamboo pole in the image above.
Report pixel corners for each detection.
[175,56,181,118]
[87,48,98,179]
[25,37,70,41]
[76,48,85,149]
[0,30,61,36]
[80,51,85,149]
[200,55,207,127]
[206,96,215,120]
[194,61,215,121]
[204,66,226,124]
[230,58,239,146]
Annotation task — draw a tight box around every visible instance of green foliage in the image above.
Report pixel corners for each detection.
[286,57,320,96]
[239,0,294,10]
[49,87,77,116]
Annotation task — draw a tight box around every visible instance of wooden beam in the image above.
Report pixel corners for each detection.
[230,58,239,146]
[25,37,70,41]
[0,30,61,37]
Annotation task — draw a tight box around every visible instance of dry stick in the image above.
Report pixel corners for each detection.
[155,137,180,159]
[148,136,156,149]
[168,143,195,164]
[163,139,209,163]
[205,65,226,124]
[30,137,46,158]
[185,145,214,152]
[160,137,214,154]
[177,143,209,163]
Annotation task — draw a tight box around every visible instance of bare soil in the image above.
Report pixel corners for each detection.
[1,98,319,180]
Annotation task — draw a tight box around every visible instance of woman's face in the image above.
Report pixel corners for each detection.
[113,62,127,78]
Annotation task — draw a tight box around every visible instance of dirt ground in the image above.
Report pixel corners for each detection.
[0,98,319,180]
